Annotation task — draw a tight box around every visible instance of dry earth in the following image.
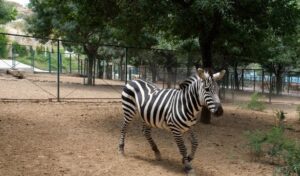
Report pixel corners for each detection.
[0,72,300,176]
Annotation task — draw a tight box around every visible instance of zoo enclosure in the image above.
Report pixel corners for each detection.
[0,32,300,102]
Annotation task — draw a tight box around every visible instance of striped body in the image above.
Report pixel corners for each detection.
[119,69,225,174]
[122,76,203,132]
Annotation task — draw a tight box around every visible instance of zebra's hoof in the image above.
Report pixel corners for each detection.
[118,148,125,156]
[186,169,196,176]
[183,164,194,175]
[119,150,125,156]
[155,153,162,161]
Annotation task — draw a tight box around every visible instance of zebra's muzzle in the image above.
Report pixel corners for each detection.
[212,103,223,117]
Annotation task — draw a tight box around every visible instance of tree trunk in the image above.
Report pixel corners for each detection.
[199,38,213,124]
[150,64,157,83]
[119,56,124,81]
[198,11,222,124]
[270,64,284,95]
[275,73,283,95]
[234,62,240,90]
[87,57,94,85]
[162,52,175,88]
[83,45,97,85]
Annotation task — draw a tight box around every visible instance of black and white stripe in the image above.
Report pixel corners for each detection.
[118,68,225,174]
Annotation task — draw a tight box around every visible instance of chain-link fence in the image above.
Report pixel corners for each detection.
[223,69,300,96]
[0,33,300,102]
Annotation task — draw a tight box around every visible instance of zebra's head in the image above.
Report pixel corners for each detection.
[198,68,226,117]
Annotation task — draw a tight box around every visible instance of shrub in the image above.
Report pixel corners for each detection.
[12,41,28,57]
[246,92,265,111]
[0,28,8,58]
[297,105,300,122]
[245,110,300,175]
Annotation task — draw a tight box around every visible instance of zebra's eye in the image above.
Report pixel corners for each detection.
[205,88,209,91]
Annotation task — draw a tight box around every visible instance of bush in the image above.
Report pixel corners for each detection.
[297,105,300,122]
[244,130,266,157]
[0,28,8,58]
[245,110,300,175]
[246,92,265,111]
[12,41,28,57]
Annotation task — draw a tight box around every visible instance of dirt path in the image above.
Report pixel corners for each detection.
[0,102,299,176]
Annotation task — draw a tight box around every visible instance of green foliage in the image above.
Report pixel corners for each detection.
[246,110,300,175]
[283,145,300,176]
[0,28,8,58]
[246,92,266,111]
[0,0,17,24]
[12,42,28,57]
[244,130,266,157]
[27,0,300,83]
[297,105,300,121]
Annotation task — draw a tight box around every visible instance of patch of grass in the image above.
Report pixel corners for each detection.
[297,105,300,122]
[245,110,300,175]
[244,130,266,158]
[246,92,266,111]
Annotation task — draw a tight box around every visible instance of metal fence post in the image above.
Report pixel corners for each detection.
[69,53,72,73]
[262,70,264,93]
[253,69,256,92]
[125,47,128,84]
[77,54,80,74]
[30,46,35,73]
[287,72,290,94]
[48,51,51,73]
[12,44,15,69]
[241,69,244,90]
[57,40,60,102]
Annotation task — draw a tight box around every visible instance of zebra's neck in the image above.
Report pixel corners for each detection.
[173,78,203,122]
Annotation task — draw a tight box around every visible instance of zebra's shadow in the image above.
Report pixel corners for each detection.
[131,154,183,174]
[130,154,213,176]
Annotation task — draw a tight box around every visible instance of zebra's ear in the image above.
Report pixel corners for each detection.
[197,68,206,80]
[213,70,226,81]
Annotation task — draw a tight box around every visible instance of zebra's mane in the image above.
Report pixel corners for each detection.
[178,74,199,89]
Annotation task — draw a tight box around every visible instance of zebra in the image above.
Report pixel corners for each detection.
[118,68,226,175]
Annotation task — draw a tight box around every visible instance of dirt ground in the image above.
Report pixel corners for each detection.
[0,72,300,176]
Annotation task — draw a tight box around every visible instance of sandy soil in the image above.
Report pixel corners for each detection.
[0,72,300,176]
[0,101,299,176]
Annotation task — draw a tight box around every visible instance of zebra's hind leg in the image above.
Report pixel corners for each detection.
[119,113,134,155]
[142,123,161,160]
[171,129,196,176]
[187,130,198,162]
[119,119,129,155]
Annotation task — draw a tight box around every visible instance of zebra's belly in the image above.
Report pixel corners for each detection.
[138,113,170,131]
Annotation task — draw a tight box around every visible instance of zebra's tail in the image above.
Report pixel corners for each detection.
[121,84,137,120]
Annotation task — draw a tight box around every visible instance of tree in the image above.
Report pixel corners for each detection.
[257,31,300,94]
[0,0,17,59]
[0,0,17,24]
[0,28,9,58]
[113,0,300,123]
[165,0,300,123]
[27,0,120,85]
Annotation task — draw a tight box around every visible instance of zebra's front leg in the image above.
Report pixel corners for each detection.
[188,130,198,162]
[142,123,161,160]
[171,129,195,175]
